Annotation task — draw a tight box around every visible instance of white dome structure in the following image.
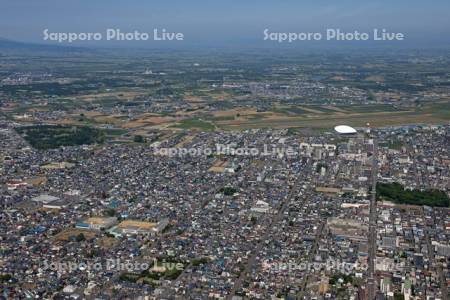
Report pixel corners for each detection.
[334,125,357,134]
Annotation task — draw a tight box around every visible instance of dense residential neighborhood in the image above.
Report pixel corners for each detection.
[1,115,448,299]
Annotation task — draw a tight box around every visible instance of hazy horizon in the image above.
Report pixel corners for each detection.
[1,0,450,49]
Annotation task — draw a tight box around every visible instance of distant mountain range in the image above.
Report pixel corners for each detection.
[0,37,91,54]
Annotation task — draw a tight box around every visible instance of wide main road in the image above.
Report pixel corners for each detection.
[367,138,378,300]
[422,209,449,300]
[228,165,309,299]
[296,221,326,299]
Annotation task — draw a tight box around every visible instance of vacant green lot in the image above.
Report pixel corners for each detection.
[172,119,215,131]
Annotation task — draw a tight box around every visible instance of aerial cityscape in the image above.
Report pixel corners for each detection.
[0,1,449,300]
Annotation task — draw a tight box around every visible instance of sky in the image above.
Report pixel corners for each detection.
[1,0,449,48]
